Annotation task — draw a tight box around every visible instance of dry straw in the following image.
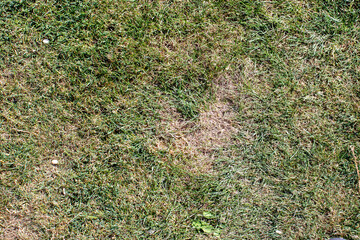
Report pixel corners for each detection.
[350,146,360,192]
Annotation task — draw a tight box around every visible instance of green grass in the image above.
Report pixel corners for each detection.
[1,0,360,239]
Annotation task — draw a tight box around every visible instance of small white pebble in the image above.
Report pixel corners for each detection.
[275,230,283,234]
[43,39,50,44]
[51,160,59,165]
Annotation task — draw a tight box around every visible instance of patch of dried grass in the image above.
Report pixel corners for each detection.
[0,69,13,87]
[0,211,40,240]
[152,58,268,174]
[0,162,65,240]
[154,76,240,174]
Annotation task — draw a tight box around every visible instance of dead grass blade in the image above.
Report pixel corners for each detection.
[350,146,360,193]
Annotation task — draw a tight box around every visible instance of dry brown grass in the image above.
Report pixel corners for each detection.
[0,69,13,87]
[0,162,64,239]
[0,210,40,240]
[151,58,265,174]
[154,76,240,174]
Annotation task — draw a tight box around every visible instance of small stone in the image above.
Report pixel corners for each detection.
[43,39,50,44]
[51,160,59,165]
[275,230,283,234]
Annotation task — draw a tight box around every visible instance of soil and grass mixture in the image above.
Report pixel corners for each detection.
[1,0,360,239]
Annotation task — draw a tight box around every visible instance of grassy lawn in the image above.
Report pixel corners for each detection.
[1,0,359,239]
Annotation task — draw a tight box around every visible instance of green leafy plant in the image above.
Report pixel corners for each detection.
[192,220,221,237]
[191,211,223,237]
